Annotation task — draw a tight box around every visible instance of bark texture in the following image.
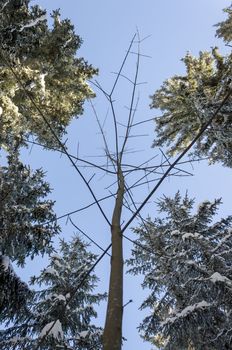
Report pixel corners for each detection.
[103,166,124,350]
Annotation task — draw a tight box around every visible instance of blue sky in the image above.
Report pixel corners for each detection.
[19,1,232,349]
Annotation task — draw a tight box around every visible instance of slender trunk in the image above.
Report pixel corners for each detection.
[103,166,124,350]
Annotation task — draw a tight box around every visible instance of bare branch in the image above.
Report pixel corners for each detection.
[26,139,116,174]
[122,88,232,233]
[69,217,111,257]
[0,50,111,226]
[110,33,137,97]
[47,192,117,224]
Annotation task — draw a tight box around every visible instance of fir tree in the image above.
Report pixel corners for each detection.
[150,6,232,167]
[0,0,97,149]
[128,193,232,349]
[0,236,105,350]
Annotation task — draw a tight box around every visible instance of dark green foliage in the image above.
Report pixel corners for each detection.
[128,193,232,349]
[0,236,105,350]
[0,151,59,265]
[0,2,102,348]
[0,256,32,325]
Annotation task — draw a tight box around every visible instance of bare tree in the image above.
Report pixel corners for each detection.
[1,31,230,350]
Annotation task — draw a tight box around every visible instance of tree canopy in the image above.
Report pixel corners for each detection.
[0,151,59,266]
[0,2,102,349]
[0,1,232,350]
[128,194,232,349]
[151,4,232,167]
[128,5,232,349]
[0,237,105,349]
[215,4,232,43]
[0,0,97,149]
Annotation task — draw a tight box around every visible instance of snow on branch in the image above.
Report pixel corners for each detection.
[161,301,212,326]
[209,272,232,287]
[19,14,47,32]
[39,320,63,340]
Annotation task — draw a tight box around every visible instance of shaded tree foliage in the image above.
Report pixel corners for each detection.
[0,151,59,266]
[0,256,32,325]
[0,150,59,330]
[128,193,232,349]
[0,2,103,349]
[0,236,105,349]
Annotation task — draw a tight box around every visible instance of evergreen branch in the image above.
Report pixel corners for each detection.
[122,88,232,233]
[0,49,111,227]
[33,242,112,350]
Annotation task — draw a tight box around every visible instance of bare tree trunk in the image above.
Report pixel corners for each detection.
[103,166,124,350]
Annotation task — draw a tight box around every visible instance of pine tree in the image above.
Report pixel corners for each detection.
[0,0,97,149]
[0,236,105,350]
[128,193,232,349]
[150,6,232,167]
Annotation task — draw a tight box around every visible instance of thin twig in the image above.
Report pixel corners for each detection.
[69,217,111,257]
[26,139,116,175]
[0,50,111,227]
[122,88,232,233]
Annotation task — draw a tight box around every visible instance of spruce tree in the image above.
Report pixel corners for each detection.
[0,151,59,266]
[0,236,105,350]
[215,4,232,43]
[0,2,102,348]
[0,150,59,326]
[0,255,32,326]
[150,5,232,167]
[128,193,232,349]
[0,0,97,149]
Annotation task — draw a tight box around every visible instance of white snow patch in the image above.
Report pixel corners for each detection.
[1,256,11,271]
[185,260,196,265]
[63,37,72,48]
[170,230,180,236]
[51,253,62,260]
[161,301,211,326]
[182,232,200,241]
[39,73,47,95]
[55,294,66,302]
[40,320,63,340]
[79,330,89,338]
[209,272,232,286]
[44,267,58,276]
[53,259,62,268]
[19,14,47,32]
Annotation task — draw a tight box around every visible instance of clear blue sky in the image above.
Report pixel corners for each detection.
[20,1,232,349]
